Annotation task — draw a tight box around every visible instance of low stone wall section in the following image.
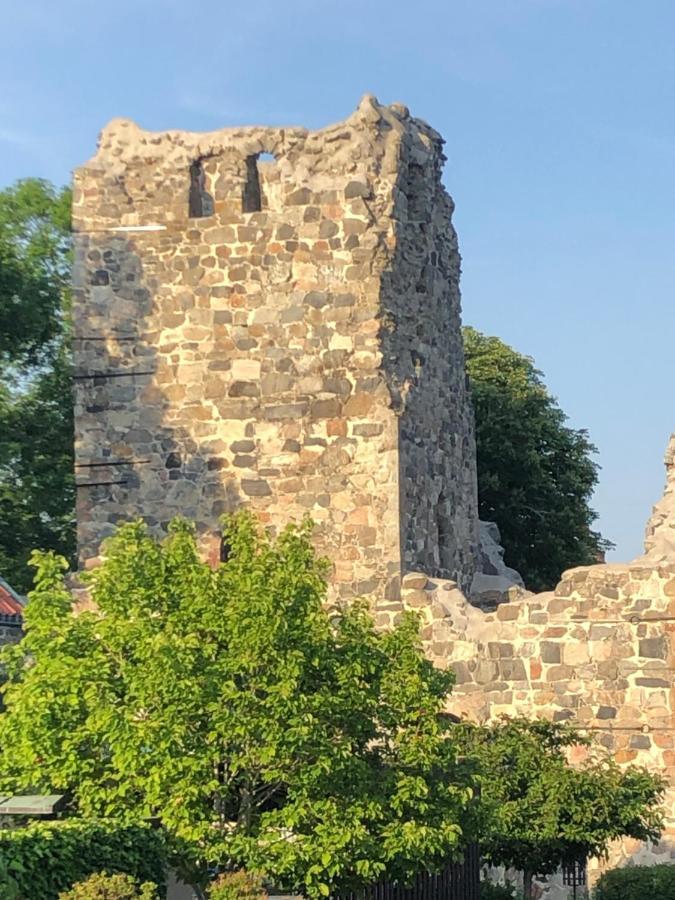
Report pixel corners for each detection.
[394,556,675,888]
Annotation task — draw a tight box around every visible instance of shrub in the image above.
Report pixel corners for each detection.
[0,819,167,900]
[58,873,159,899]
[480,880,522,899]
[593,863,675,900]
[209,870,268,900]
[0,856,19,899]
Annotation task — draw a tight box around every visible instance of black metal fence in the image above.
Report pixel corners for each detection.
[333,844,480,900]
[562,859,587,899]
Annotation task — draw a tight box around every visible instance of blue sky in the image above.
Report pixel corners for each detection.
[2,0,673,561]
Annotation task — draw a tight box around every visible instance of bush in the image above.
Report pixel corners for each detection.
[209,870,268,900]
[58,873,159,899]
[480,880,523,899]
[594,863,675,900]
[0,856,19,899]
[0,819,167,899]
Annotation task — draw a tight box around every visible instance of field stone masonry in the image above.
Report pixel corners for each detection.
[72,95,482,603]
[73,97,675,893]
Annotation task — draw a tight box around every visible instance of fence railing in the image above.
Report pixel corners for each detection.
[332,844,480,900]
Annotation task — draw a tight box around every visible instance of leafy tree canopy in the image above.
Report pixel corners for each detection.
[0,513,477,897]
[463,327,610,591]
[0,179,74,591]
[459,717,664,898]
[0,177,71,370]
[0,349,75,592]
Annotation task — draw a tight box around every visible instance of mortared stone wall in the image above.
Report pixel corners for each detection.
[71,96,479,601]
[395,436,675,895]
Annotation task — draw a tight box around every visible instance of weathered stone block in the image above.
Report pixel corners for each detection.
[345,181,370,199]
[402,572,428,590]
[487,642,514,659]
[639,636,667,659]
[499,659,527,681]
[286,188,312,205]
[452,661,472,684]
[475,661,499,685]
[546,665,575,682]
[540,642,561,664]
[636,677,670,688]
[402,589,429,608]
[241,479,272,497]
[496,604,520,621]
[563,643,590,667]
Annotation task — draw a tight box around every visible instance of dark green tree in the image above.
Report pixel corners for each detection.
[0,350,75,592]
[0,179,74,591]
[463,327,609,591]
[0,178,71,369]
[459,718,664,898]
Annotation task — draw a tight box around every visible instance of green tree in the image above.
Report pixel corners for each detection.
[463,327,609,591]
[0,178,71,370]
[0,178,74,591]
[0,349,74,592]
[460,718,664,899]
[0,513,477,897]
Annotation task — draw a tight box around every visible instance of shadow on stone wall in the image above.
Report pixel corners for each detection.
[74,232,242,568]
[377,117,479,597]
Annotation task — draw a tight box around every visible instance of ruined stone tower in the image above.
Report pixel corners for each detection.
[72,95,479,600]
[72,94,675,895]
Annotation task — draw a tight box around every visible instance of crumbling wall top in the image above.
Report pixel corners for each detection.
[73,95,448,234]
[82,94,442,177]
[642,433,675,562]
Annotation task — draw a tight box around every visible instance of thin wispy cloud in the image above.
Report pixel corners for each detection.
[0,128,35,150]
[173,88,252,124]
[0,126,56,168]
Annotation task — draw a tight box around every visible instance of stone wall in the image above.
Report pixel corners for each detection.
[380,125,478,587]
[72,96,675,894]
[71,96,479,601]
[644,435,675,561]
[390,435,675,895]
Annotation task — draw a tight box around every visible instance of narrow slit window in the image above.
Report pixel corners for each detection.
[188,160,214,218]
[436,492,452,570]
[242,155,262,213]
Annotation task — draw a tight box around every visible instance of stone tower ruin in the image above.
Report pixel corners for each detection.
[72,95,675,895]
[72,95,480,601]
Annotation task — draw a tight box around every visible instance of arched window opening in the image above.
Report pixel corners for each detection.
[242,151,277,213]
[188,159,214,218]
[242,155,263,213]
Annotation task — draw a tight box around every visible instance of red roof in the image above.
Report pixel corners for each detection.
[0,580,24,618]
